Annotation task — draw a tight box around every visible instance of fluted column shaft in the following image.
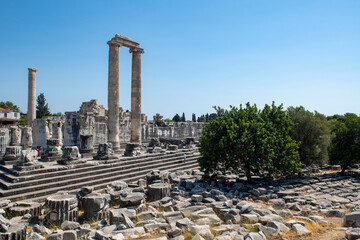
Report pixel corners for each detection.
[28,68,37,126]
[107,43,121,150]
[130,48,144,144]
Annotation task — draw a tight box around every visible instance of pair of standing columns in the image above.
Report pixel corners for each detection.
[107,42,144,150]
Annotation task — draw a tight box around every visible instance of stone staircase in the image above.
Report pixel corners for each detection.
[0,148,200,202]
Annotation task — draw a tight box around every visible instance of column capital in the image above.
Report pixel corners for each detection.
[28,68,38,72]
[129,47,144,54]
[107,39,122,47]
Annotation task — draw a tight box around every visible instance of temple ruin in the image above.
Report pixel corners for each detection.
[0,34,203,166]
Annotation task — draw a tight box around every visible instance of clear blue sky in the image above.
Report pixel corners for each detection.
[1,0,359,119]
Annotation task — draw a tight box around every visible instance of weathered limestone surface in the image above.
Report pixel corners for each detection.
[130,47,144,144]
[93,143,113,160]
[45,193,78,225]
[63,112,79,147]
[8,201,42,217]
[27,68,37,127]
[82,194,109,221]
[0,128,10,157]
[10,126,21,146]
[107,42,121,151]
[14,149,43,171]
[2,167,360,239]
[32,119,49,149]
[57,146,84,165]
[124,143,141,156]
[44,139,62,161]
[20,127,33,148]
[0,223,27,240]
[147,183,170,201]
[51,121,63,146]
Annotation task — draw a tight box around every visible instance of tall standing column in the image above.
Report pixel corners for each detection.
[27,68,37,126]
[130,48,144,144]
[107,42,121,151]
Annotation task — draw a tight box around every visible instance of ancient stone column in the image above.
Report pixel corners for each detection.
[20,127,33,148]
[130,48,144,144]
[107,42,121,151]
[27,68,37,126]
[51,121,63,146]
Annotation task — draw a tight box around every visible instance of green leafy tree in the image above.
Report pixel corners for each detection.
[327,114,346,122]
[329,113,360,173]
[52,112,63,117]
[209,113,217,121]
[287,106,331,166]
[181,112,186,122]
[0,101,20,112]
[164,118,173,122]
[198,102,300,182]
[36,93,51,118]
[197,113,216,122]
[172,114,181,122]
[18,114,28,126]
[197,114,205,122]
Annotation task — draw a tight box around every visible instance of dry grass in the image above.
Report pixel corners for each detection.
[182,230,194,240]
[268,216,345,240]
[124,229,167,240]
[78,209,84,218]
[243,223,259,232]
[312,170,340,175]
[247,199,271,209]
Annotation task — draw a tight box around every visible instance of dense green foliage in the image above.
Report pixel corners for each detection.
[0,101,20,112]
[287,106,331,166]
[329,113,360,173]
[172,114,181,122]
[198,102,301,181]
[171,112,187,122]
[18,115,28,126]
[36,93,51,119]
[181,112,186,122]
[197,113,217,122]
[192,113,196,122]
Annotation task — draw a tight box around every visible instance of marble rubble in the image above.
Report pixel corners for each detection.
[1,167,360,239]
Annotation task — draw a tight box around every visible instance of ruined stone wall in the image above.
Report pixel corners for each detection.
[94,116,107,145]
[32,119,49,149]
[141,122,203,141]
[0,116,203,153]
[0,128,10,157]
[119,119,131,142]
[63,112,80,146]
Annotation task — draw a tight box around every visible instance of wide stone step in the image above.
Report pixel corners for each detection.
[0,153,199,197]
[0,150,199,186]
[0,155,199,196]
[4,160,200,202]
[0,153,200,190]
[0,149,197,182]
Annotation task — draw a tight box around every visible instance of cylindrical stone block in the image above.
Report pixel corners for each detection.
[9,126,21,146]
[51,121,63,146]
[130,48,144,144]
[20,127,33,148]
[147,183,170,202]
[45,194,78,226]
[82,194,108,221]
[107,43,120,151]
[27,68,37,127]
